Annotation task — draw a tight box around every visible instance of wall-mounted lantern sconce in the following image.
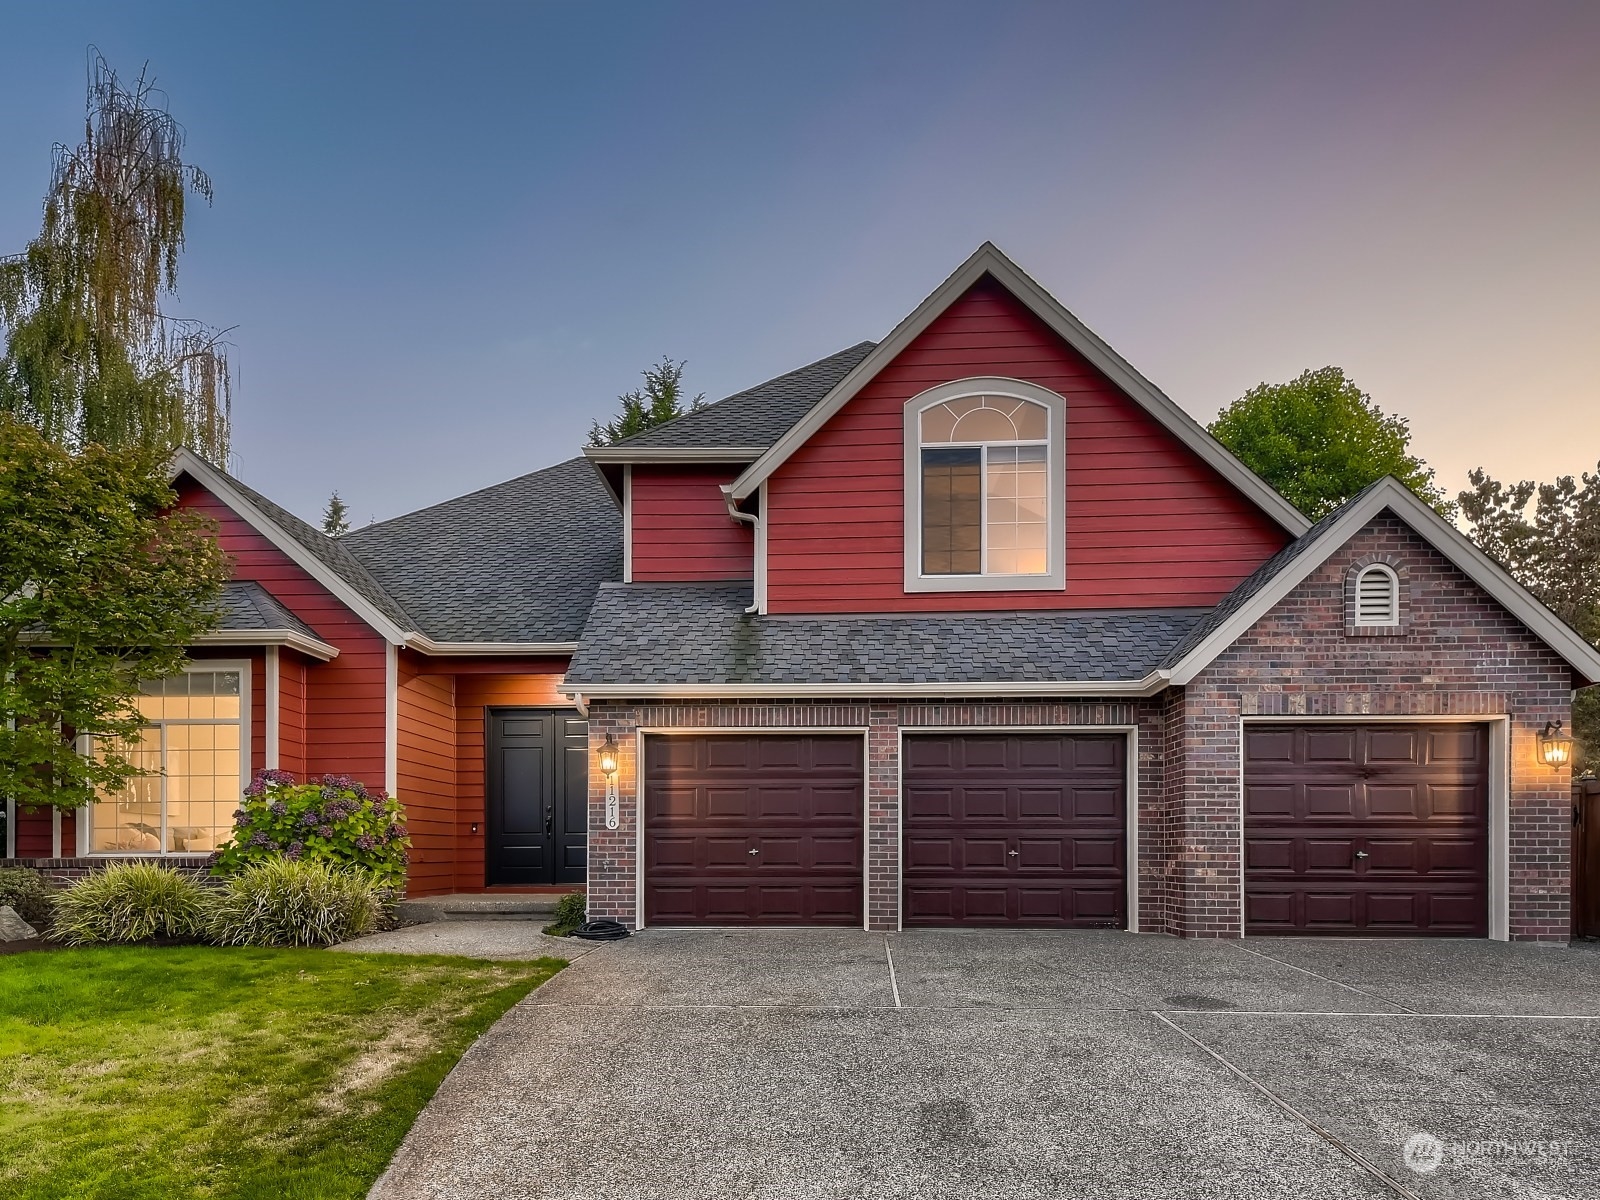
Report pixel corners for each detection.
[1539,720,1574,769]
[598,734,621,829]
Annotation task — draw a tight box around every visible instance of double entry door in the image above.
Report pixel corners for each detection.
[485,708,588,886]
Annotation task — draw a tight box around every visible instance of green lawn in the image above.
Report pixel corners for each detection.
[0,945,564,1199]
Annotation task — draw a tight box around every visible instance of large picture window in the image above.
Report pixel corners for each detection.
[904,378,1065,592]
[89,666,248,855]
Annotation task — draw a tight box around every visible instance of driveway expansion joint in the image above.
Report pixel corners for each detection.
[1231,940,1422,1014]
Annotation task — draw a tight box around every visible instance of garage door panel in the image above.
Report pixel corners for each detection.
[903,733,1126,929]
[644,735,863,926]
[1245,723,1488,937]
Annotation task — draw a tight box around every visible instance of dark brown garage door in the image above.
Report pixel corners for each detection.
[644,734,863,925]
[1244,723,1489,936]
[902,733,1127,928]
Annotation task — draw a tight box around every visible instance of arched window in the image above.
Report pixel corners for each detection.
[903,378,1065,592]
[1354,564,1400,627]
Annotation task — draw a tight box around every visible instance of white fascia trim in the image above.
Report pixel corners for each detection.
[622,463,634,584]
[168,449,411,644]
[584,446,767,464]
[384,643,398,797]
[401,636,579,656]
[725,242,1311,537]
[560,672,1171,701]
[1168,477,1600,686]
[264,646,280,770]
[192,629,340,661]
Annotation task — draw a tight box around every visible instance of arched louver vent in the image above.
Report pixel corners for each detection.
[1355,565,1399,626]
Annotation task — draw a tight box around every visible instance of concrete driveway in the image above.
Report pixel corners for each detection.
[371,930,1600,1200]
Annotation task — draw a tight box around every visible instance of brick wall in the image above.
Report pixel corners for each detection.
[1,856,215,888]
[1182,513,1579,941]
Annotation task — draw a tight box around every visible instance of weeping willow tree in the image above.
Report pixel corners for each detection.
[0,51,231,462]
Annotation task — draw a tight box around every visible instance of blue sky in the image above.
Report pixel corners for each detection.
[3,2,1597,524]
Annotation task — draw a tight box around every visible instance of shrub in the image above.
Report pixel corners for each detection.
[51,862,210,945]
[207,858,381,947]
[212,770,410,890]
[542,892,586,937]
[0,867,57,931]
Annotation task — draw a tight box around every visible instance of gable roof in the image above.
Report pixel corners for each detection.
[721,242,1312,536]
[171,449,416,643]
[583,342,878,461]
[342,456,620,647]
[563,582,1203,697]
[1164,476,1600,686]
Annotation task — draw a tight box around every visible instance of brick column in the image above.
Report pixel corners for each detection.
[865,705,900,931]
[586,703,640,927]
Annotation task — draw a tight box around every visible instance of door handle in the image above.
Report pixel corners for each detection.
[545,804,554,836]
[1354,850,1370,859]
[748,848,760,856]
[1008,850,1019,857]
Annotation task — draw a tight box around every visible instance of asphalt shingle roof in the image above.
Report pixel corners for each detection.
[343,456,621,644]
[611,342,877,451]
[565,583,1207,688]
[213,581,321,640]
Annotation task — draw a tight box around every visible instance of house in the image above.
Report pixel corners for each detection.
[6,243,1596,940]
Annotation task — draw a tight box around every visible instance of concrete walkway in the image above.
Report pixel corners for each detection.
[333,922,603,961]
[371,930,1600,1199]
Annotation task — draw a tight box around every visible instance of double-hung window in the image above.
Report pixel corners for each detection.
[904,378,1066,592]
[89,665,249,854]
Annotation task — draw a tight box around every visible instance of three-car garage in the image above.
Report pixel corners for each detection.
[637,723,1492,936]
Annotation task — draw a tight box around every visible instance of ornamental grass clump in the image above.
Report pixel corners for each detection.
[212,770,411,891]
[51,861,210,945]
[207,858,381,947]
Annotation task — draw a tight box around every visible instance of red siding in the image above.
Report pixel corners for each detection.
[177,480,388,790]
[277,652,310,776]
[631,465,753,581]
[765,279,1292,613]
[14,808,53,857]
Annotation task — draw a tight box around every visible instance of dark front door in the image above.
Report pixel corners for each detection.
[902,733,1127,928]
[1243,723,1489,936]
[643,734,863,925]
[486,708,587,886]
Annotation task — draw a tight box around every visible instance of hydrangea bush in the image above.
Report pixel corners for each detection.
[211,770,410,891]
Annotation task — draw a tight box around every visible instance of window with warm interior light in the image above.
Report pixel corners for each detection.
[89,666,248,854]
[904,379,1065,592]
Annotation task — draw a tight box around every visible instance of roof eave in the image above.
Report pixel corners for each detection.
[558,671,1172,701]
[724,242,1312,538]
[192,629,340,661]
[583,445,768,464]
[403,635,579,656]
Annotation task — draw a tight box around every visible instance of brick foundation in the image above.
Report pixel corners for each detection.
[0,856,215,888]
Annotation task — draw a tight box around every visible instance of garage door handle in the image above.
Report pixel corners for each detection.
[1008,850,1019,857]
[748,848,760,855]
[1354,850,1370,859]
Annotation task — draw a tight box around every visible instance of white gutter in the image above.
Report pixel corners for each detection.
[724,489,762,615]
[192,629,340,661]
[402,635,579,656]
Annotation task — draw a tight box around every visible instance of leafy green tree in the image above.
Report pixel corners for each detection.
[1460,464,1600,766]
[0,52,231,462]
[1209,367,1452,519]
[588,357,706,446]
[321,490,350,538]
[0,417,228,812]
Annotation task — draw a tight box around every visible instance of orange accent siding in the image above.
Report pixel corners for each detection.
[764,279,1291,613]
[452,666,571,893]
[631,465,753,581]
[397,651,457,897]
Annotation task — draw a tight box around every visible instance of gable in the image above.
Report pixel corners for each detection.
[762,278,1294,613]
[176,477,390,648]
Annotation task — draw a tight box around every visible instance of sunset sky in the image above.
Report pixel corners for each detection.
[3,1,1597,524]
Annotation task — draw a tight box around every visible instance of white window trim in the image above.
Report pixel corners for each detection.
[1353,563,1401,627]
[902,377,1067,593]
[80,658,252,857]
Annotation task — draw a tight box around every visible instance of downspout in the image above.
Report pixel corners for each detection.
[725,491,762,615]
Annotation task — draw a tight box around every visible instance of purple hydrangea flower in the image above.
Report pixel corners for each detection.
[355,834,376,851]
[299,810,320,827]
[316,825,334,839]
[249,831,272,847]
[286,841,304,860]
[269,801,288,817]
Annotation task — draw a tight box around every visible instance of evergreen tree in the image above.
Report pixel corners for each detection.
[0,51,232,461]
[321,490,350,538]
[588,357,705,446]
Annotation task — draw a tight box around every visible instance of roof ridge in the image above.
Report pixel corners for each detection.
[607,341,878,449]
